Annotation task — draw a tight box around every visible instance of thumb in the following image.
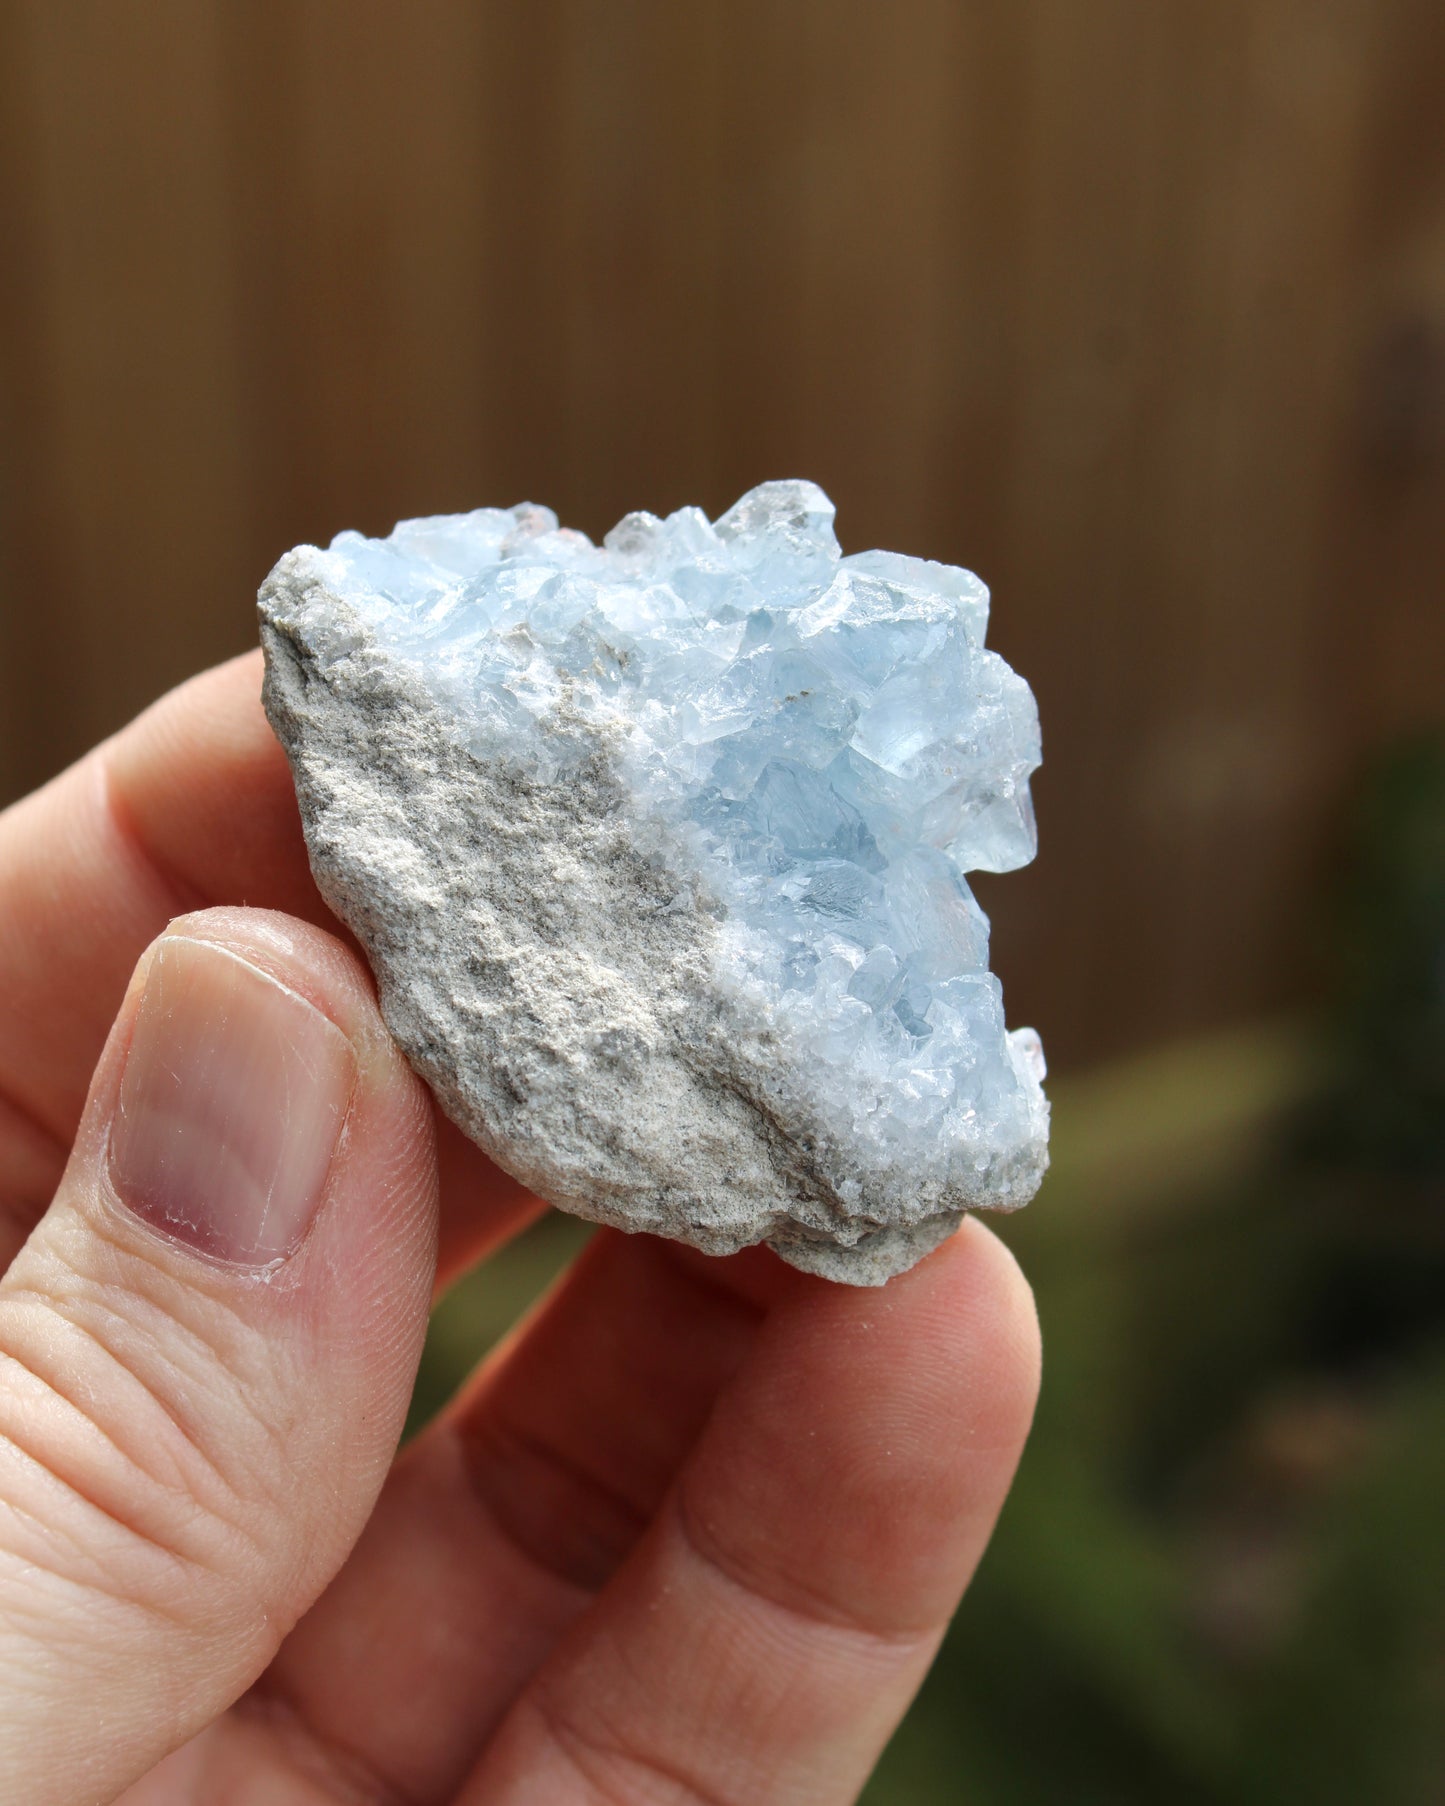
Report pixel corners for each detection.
[0,908,438,1805]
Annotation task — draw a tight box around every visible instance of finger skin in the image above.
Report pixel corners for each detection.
[462,1220,1040,1806]
[0,908,438,1805]
[120,1222,1037,1806]
[259,1232,777,1803]
[0,651,538,1278]
[0,657,297,1147]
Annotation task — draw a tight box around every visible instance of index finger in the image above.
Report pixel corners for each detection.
[0,651,538,1269]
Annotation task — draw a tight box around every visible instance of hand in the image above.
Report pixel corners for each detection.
[0,652,1040,1805]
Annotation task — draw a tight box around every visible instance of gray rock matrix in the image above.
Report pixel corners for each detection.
[258,484,1048,1284]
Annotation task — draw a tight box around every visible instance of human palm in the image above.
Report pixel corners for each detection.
[0,653,1039,1804]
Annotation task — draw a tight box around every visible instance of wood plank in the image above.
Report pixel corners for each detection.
[1,0,250,789]
[1328,0,1445,749]
[1,0,1438,1073]
[220,0,495,555]
[0,1,57,804]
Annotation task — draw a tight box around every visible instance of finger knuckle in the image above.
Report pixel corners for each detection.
[0,1244,285,1630]
[524,1688,743,1806]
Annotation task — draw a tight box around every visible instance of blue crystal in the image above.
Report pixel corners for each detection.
[307,479,1046,1174]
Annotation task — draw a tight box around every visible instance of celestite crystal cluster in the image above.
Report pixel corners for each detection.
[259,481,1048,1283]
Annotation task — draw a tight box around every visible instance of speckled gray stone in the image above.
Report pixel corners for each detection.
[257,489,1048,1284]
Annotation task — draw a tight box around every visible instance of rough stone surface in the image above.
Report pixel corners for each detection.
[258,481,1048,1284]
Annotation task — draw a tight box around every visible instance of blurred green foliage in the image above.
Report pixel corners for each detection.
[412,738,1445,1801]
[868,738,1445,1803]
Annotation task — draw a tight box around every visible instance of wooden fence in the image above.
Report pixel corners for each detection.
[2,0,1442,1067]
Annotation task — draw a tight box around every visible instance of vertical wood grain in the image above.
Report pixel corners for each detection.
[220,0,495,554]
[0,0,250,788]
[1330,0,1445,751]
[1,0,1440,1067]
[0,1,53,804]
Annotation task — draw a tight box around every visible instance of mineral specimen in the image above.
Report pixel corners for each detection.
[258,481,1047,1284]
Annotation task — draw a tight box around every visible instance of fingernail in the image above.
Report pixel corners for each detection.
[108,937,356,1265]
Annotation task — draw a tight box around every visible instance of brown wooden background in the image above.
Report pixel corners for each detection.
[2,0,1442,1071]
